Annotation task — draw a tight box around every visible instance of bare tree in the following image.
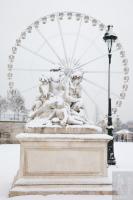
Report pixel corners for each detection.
[113,116,122,132]
[7,89,26,119]
[0,96,8,118]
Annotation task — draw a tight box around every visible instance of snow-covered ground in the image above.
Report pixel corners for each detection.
[0,142,133,200]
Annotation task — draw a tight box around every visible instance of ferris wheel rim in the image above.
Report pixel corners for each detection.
[7,11,129,120]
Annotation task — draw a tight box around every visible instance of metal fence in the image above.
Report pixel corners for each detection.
[0,113,28,122]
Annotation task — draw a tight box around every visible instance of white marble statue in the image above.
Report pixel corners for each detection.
[28,68,88,127]
[29,75,50,119]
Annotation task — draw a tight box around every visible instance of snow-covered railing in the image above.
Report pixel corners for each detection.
[0,113,28,122]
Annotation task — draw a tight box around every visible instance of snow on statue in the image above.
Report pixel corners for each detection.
[27,67,89,127]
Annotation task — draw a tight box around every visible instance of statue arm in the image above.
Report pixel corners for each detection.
[47,110,56,120]
[65,83,78,103]
[66,95,78,103]
[60,108,68,125]
[39,84,49,98]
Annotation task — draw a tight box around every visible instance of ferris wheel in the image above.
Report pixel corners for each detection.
[7,11,129,123]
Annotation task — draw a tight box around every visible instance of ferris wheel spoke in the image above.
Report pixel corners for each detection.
[74,49,118,70]
[75,34,101,65]
[70,18,82,67]
[35,28,64,66]
[37,41,46,52]
[83,77,119,98]
[20,45,56,65]
[13,68,51,72]
[82,87,97,105]
[20,85,38,93]
[83,70,123,74]
[57,18,68,67]
[82,87,104,119]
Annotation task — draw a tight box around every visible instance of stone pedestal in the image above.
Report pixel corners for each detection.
[9,128,112,197]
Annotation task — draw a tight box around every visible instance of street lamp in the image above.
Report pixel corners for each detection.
[103,25,117,165]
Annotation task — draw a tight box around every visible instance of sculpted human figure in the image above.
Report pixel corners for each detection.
[44,97,86,126]
[38,75,50,99]
[29,75,50,119]
[71,102,88,124]
[65,71,86,114]
[67,71,88,123]
[49,68,65,97]
[29,70,65,120]
[65,71,83,105]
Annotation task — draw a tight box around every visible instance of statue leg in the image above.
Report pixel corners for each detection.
[67,116,83,125]
[29,100,52,119]
[74,115,87,124]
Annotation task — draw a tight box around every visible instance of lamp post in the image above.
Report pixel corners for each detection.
[103,25,117,165]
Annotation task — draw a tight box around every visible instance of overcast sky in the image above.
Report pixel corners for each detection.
[0,0,133,122]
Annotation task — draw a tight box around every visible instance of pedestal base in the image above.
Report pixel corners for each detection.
[10,176,112,197]
[9,132,112,197]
